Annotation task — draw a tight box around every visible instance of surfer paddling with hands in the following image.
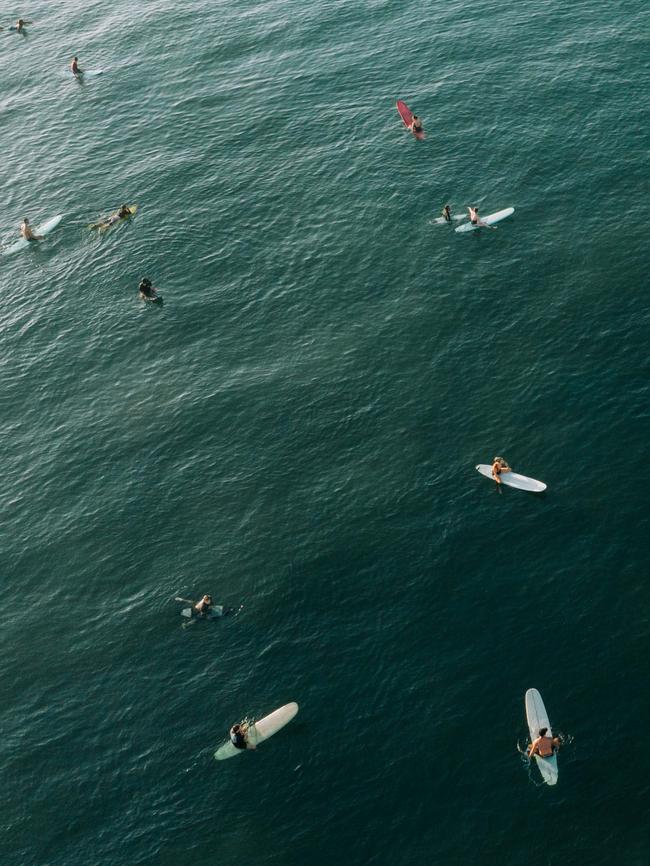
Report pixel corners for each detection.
[20,218,43,242]
[230,722,256,751]
[491,456,511,485]
[528,727,560,760]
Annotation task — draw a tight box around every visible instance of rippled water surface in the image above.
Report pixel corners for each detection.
[1,1,648,864]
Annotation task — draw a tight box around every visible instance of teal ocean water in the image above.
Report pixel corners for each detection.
[1,1,648,863]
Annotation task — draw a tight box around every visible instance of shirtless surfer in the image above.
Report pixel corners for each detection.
[70,56,82,75]
[20,218,43,241]
[528,727,560,759]
[441,204,452,223]
[410,115,423,133]
[468,206,496,230]
[491,456,511,485]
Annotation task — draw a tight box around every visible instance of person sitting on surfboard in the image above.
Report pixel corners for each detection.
[70,56,82,75]
[528,727,560,759]
[194,594,213,616]
[491,456,511,484]
[230,722,256,750]
[410,115,423,132]
[442,205,452,223]
[20,218,43,241]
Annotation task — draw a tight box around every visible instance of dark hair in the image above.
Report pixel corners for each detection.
[539,727,548,737]
[232,724,240,732]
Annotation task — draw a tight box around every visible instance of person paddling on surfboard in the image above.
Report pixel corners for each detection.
[91,204,132,230]
[528,727,560,759]
[491,456,511,485]
[442,205,452,223]
[20,218,43,242]
[194,594,213,617]
[230,722,256,750]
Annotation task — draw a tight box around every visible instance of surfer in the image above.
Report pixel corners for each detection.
[138,278,157,300]
[491,456,511,484]
[230,722,256,750]
[442,205,452,223]
[20,218,43,241]
[410,115,423,133]
[468,206,497,230]
[70,56,82,75]
[528,727,560,759]
[14,19,28,32]
[194,594,213,617]
[91,204,131,230]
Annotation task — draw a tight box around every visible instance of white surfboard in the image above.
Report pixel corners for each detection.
[214,702,299,761]
[476,464,546,493]
[432,214,465,225]
[455,206,514,232]
[525,688,558,785]
[3,214,63,255]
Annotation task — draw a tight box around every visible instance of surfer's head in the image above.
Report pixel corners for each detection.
[539,727,548,737]
[232,724,241,733]
[23,218,29,224]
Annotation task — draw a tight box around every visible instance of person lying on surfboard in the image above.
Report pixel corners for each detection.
[194,594,213,616]
[528,727,560,759]
[491,456,511,484]
[230,722,256,750]
[410,115,423,133]
[91,204,132,230]
[20,218,43,241]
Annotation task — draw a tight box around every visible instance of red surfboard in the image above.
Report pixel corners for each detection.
[396,100,424,139]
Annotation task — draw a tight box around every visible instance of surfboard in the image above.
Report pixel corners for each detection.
[3,214,63,255]
[396,100,424,140]
[214,702,299,761]
[432,214,464,225]
[455,207,514,232]
[181,605,224,620]
[476,464,546,493]
[525,688,558,785]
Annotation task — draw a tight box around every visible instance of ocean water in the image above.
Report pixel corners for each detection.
[1,1,648,864]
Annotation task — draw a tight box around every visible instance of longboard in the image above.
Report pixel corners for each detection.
[525,688,558,785]
[396,100,424,140]
[3,214,63,255]
[455,207,514,232]
[214,702,299,760]
[476,464,546,493]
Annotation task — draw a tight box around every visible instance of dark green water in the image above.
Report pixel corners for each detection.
[1,1,648,864]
